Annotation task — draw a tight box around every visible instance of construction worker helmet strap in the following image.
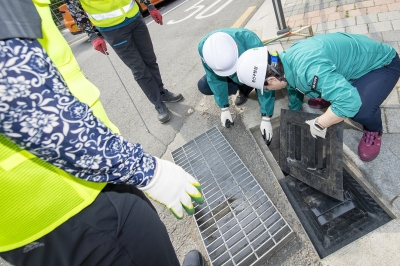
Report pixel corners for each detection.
[202,32,238,77]
[237,46,269,91]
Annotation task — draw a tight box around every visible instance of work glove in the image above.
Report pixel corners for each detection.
[149,8,163,25]
[260,117,273,145]
[221,107,234,128]
[92,37,108,54]
[305,118,327,139]
[139,157,203,219]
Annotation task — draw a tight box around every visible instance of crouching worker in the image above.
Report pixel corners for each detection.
[236,32,400,162]
[197,28,276,145]
[0,1,204,265]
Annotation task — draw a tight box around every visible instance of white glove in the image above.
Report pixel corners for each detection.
[260,117,273,145]
[221,107,234,128]
[139,157,203,219]
[305,118,327,139]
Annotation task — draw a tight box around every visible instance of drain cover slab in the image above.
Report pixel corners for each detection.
[172,127,294,266]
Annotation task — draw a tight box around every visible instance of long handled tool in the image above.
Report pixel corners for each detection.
[101,46,168,147]
[262,25,314,45]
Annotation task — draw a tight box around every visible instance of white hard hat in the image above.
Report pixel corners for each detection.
[202,32,238,77]
[236,46,269,93]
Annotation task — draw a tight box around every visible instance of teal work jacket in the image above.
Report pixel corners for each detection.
[198,28,275,116]
[280,32,397,118]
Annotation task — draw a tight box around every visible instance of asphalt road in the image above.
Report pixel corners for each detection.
[65,0,265,158]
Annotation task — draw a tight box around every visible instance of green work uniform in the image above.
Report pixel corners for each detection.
[280,32,396,117]
[198,28,275,116]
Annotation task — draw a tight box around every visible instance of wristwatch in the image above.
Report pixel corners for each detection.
[314,120,325,131]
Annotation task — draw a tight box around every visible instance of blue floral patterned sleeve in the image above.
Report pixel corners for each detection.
[0,38,155,187]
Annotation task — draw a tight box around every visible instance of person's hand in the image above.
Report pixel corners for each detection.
[221,108,234,128]
[139,157,203,219]
[260,117,273,145]
[149,8,163,25]
[91,37,108,54]
[305,118,327,138]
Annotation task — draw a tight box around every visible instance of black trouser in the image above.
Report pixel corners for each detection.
[197,75,253,96]
[1,184,179,266]
[351,53,400,132]
[101,15,165,106]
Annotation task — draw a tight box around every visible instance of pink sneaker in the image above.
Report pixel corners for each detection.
[308,98,330,109]
[358,130,382,162]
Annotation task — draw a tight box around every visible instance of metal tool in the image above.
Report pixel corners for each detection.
[101,45,168,147]
[262,25,314,45]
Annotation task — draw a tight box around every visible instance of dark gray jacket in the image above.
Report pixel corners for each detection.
[0,0,42,40]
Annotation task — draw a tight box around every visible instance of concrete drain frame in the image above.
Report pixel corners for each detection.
[171,127,295,266]
[249,109,394,259]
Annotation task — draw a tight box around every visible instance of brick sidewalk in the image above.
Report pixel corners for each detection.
[282,0,400,53]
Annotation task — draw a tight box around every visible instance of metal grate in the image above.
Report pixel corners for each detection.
[172,127,294,266]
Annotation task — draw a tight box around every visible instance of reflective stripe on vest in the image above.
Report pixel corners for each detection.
[80,0,140,27]
[87,0,135,21]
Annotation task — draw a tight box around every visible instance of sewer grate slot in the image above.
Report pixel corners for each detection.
[172,127,294,266]
[282,171,392,258]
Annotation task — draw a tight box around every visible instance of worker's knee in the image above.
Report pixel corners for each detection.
[197,75,213,95]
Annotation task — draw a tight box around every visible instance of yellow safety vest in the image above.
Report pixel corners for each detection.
[80,0,140,28]
[0,0,119,252]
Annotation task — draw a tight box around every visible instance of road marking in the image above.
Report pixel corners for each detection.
[231,6,256,28]
[147,0,191,25]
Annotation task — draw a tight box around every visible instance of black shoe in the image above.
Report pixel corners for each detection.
[155,103,170,123]
[235,90,248,106]
[160,89,183,102]
[182,250,204,266]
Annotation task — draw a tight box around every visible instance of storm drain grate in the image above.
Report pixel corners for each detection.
[171,127,294,266]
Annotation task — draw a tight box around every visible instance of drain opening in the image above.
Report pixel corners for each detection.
[172,127,294,266]
[261,109,393,259]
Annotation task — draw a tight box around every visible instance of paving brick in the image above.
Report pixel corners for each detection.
[316,20,337,31]
[348,8,368,17]
[319,6,338,15]
[283,6,293,14]
[328,11,348,21]
[311,15,329,24]
[377,10,400,21]
[345,24,369,34]
[288,13,305,22]
[338,3,357,12]
[293,18,312,27]
[355,14,379,25]
[393,19,400,30]
[295,6,314,15]
[384,41,400,54]
[345,0,364,3]
[325,27,346,33]
[368,5,389,14]
[376,0,396,5]
[355,0,374,9]
[387,2,400,10]
[312,3,330,11]
[382,29,400,42]
[381,87,400,108]
[365,32,383,42]
[368,21,393,32]
[335,17,357,27]
[304,9,321,18]
[386,108,400,133]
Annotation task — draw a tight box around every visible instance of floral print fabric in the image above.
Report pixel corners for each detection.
[0,38,155,187]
